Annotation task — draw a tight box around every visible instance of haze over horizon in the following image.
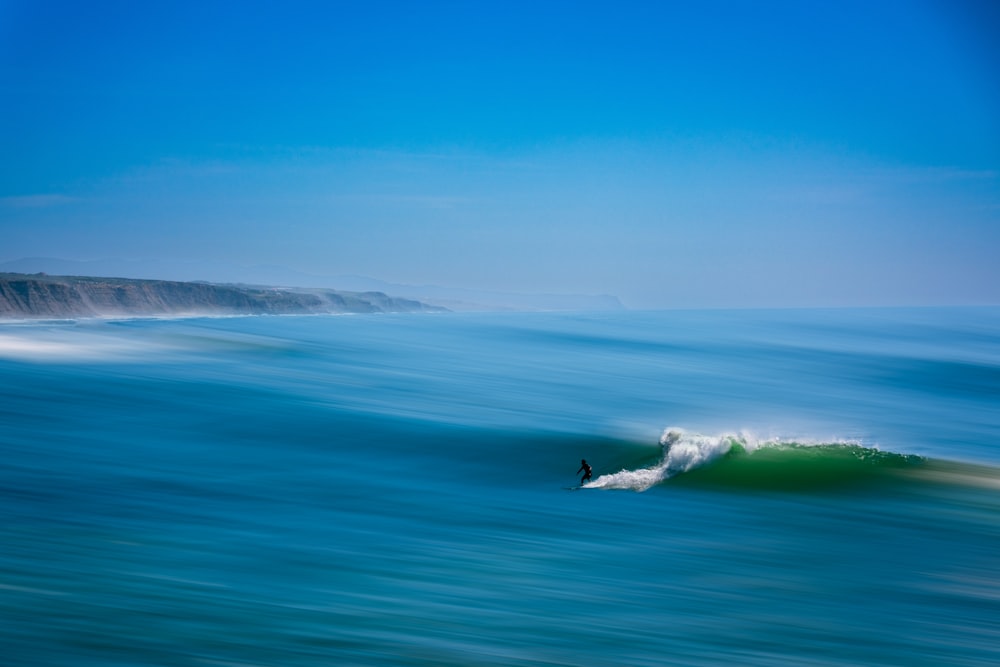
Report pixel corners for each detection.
[2,0,998,309]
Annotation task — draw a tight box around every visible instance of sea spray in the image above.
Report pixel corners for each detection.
[585,428,743,491]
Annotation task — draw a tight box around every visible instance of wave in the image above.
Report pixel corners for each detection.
[584,428,926,493]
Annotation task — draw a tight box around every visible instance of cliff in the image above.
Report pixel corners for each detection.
[0,273,446,319]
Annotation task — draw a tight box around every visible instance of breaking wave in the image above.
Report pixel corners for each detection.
[585,428,926,492]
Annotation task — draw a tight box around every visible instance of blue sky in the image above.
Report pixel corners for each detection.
[1,0,998,308]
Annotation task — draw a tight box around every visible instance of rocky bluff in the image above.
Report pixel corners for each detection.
[0,273,446,319]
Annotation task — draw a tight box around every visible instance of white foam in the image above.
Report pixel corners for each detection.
[0,331,170,362]
[0,334,85,359]
[585,427,745,492]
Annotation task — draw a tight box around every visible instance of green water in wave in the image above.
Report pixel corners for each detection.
[674,443,926,492]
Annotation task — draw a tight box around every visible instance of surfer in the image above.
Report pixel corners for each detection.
[577,459,593,485]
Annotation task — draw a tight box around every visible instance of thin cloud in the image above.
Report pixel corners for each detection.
[870,165,999,184]
[0,194,80,208]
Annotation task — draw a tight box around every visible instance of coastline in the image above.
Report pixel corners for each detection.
[0,273,446,320]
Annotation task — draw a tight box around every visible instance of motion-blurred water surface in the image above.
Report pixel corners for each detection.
[2,308,998,666]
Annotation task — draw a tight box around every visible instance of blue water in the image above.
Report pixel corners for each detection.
[2,308,998,666]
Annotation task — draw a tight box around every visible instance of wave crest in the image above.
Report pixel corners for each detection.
[584,428,922,492]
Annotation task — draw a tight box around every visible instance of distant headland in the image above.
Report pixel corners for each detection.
[0,273,447,320]
[0,260,626,312]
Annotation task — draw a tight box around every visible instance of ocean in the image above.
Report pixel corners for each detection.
[1,308,998,666]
